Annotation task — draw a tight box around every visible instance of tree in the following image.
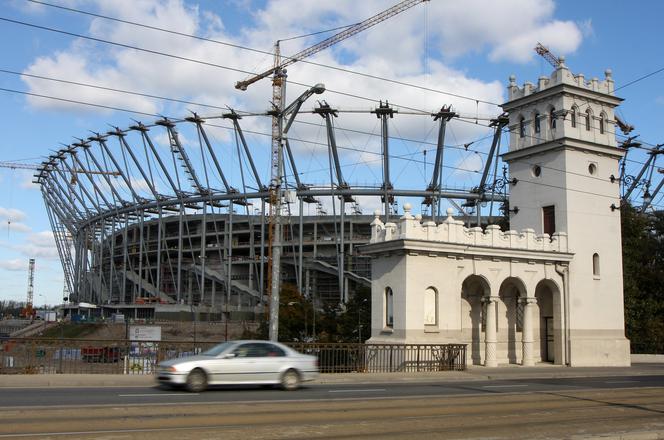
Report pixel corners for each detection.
[621,204,664,353]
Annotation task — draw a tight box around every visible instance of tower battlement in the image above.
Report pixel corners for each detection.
[507,57,615,101]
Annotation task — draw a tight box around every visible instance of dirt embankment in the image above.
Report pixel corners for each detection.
[37,321,260,341]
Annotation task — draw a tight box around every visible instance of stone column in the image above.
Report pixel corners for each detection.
[484,296,498,367]
[520,296,537,366]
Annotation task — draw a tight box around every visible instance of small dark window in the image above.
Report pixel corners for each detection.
[585,110,592,131]
[534,113,541,133]
[519,117,526,138]
[571,110,577,128]
[543,205,556,235]
[599,116,605,134]
[593,253,600,277]
[532,165,542,177]
[385,287,394,328]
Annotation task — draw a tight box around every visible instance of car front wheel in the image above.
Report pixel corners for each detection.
[280,369,300,391]
[186,369,207,393]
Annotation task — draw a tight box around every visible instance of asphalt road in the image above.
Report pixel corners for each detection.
[1,374,663,407]
[1,375,663,439]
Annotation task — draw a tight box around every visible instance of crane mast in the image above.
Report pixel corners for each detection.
[235,0,429,341]
[20,259,36,319]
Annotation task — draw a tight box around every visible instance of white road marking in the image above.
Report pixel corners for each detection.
[328,388,386,393]
[482,384,528,388]
[118,393,198,397]
[605,380,638,384]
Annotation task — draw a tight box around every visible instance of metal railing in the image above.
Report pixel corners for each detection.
[288,343,467,373]
[0,338,466,375]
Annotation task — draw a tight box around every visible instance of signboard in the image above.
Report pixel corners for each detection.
[129,325,161,341]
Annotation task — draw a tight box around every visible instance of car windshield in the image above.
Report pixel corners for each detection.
[201,342,234,357]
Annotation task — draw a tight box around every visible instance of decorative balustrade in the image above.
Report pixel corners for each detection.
[371,204,568,253]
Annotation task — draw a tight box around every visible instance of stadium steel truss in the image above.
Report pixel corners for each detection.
[33,97,509,320]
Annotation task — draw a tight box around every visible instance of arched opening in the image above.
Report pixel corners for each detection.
[384,287,394,328]
[498,277,527,364]
[585,108,592,131]
[519,116,526,138]
[593,253,600,277]
[424,286,438,327]
[461,275,490,365]
[571,107,577,128]
[534,112,541,134]
[549,107,556,130]
[534,279,562,364]
[599,112,607,134]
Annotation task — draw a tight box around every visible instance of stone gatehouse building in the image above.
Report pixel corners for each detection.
[363,59,631,367]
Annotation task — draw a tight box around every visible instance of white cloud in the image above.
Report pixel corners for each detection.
[7,231,61,260]
[0,207,27,223]
[488,20,583,63]
[7,222,32,234]
[0,259,27,271]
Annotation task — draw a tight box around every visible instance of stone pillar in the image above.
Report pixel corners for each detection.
[520,296,537,366]
[484,296,498,367]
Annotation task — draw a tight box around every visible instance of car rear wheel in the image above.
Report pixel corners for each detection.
[280,369,300,391]
[186,369,207,393]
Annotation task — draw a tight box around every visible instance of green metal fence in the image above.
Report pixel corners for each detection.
[0,338,466,375]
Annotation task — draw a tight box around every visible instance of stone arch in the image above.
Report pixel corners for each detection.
[498,277,527,364]
[461,275,490,365]
[534,278,563,364]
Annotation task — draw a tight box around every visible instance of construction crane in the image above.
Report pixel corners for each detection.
[236,0,429,341]
[0,161,120,184]
[20,259,36,319]
[534,42,561,68]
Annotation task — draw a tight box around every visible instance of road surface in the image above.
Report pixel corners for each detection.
[1,375,663,439]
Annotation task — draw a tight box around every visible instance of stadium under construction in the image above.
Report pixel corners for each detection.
[33,95,512,321]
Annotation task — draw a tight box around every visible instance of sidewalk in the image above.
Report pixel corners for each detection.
[0,363,661,388]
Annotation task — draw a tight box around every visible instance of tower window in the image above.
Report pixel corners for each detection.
[593,253,600,277]
[585,109,592,131]
[599,113,606,134]
[588,163,597,175]
[534,112,541,133]
[543,205,556,235]
[385,287,394,328]
[519,117,526,138]
[550,108,556,130]
[571,109,577,128]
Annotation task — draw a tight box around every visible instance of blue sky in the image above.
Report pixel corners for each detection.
[1,0,663,306]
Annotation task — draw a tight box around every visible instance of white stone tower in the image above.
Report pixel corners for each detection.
[502,57,631,366]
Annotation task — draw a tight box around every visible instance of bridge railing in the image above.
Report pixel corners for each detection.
[0,338,466,375]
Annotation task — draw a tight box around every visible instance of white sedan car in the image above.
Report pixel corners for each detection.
[156,340,319,392]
